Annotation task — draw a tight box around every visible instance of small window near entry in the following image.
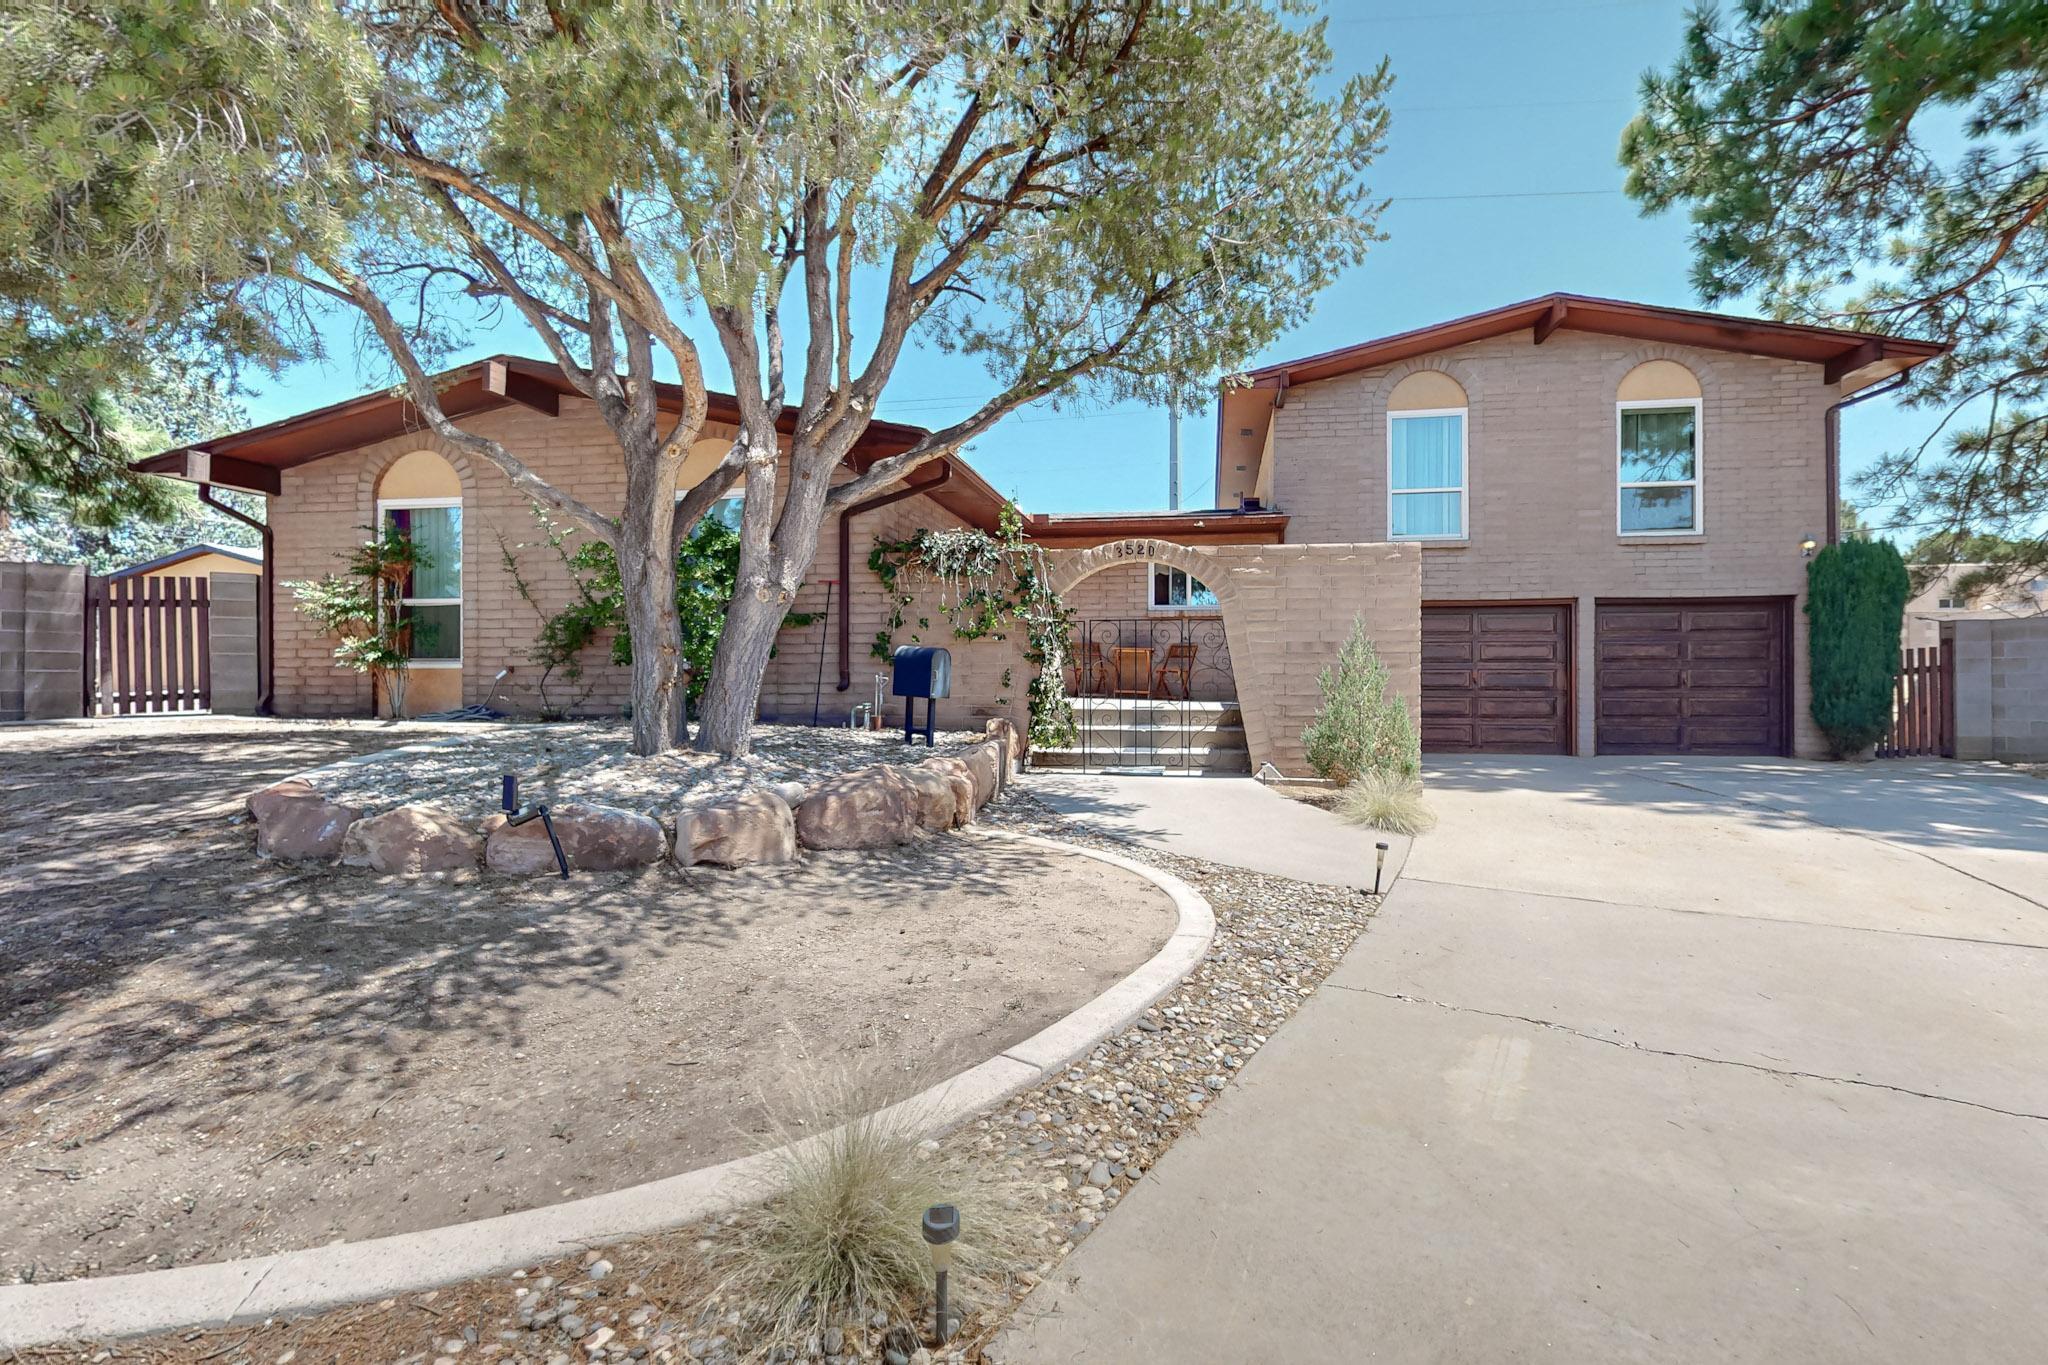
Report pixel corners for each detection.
[1618,400,1701,535]
[1150,564,1218,611]
[1938,596,1964,610]
[379,499,463,663]
[707,494,745,530]
[1388,409,1467,539]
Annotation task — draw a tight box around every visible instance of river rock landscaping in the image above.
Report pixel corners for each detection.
[45,784,1380,1363]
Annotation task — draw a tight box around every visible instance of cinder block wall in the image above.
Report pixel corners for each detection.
[207,571,264,714]
[1951,617,2048,761]
[1267,329,1833,757]
[0,562,86,721]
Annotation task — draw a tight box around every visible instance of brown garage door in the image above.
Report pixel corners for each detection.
[1595,598,1790,756]
[1421,604,1573,754]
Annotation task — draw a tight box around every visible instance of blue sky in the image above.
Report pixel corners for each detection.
[242,0,1937,522]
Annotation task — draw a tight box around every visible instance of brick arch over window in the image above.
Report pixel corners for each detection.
[355,441,482,511]
[1041,539,1424,776]
[1368,355,1485,416]
[1601,345,1723,408]
[1047,538,1236,602]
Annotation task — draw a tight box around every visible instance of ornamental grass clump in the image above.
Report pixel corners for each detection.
[717,1071,1037,1350]
[1337,769,1439,836]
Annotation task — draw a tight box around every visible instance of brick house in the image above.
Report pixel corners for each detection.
[133,295,1941,770]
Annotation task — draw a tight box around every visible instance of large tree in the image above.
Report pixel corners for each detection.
[1621,0,2048,590]
[4,0,1387,755]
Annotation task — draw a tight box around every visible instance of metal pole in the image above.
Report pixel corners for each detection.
[1168,404,1181,510]
[936,1267,950,1344]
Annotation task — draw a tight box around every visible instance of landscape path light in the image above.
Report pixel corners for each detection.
[1374,840,1389,896]
[922,1202,960,1344]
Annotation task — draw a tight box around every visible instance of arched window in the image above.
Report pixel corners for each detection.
[1387,371,1468,540]
[375,450,463,665]
[1616,361,1703,536]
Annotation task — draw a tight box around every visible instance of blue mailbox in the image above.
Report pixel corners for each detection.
[891,645,952,746]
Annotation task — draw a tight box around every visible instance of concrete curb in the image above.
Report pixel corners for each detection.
[0,830,1213,1351]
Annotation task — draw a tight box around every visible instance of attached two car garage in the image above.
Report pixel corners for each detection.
[1420,598,1791,757]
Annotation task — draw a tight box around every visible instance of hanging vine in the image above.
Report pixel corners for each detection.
[869,503,1076,749]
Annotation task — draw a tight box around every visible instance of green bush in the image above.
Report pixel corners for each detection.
[1805,538,1909,756]
[1301,619,1419,784]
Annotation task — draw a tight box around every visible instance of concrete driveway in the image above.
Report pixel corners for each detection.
[1001,758,2048,1364]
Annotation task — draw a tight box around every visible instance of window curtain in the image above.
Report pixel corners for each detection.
[400,507,463,599]
[1392,414,1463,489]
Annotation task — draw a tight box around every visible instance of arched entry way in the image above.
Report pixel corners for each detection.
[1041,539,1247,773]
[1038,537,1425,779]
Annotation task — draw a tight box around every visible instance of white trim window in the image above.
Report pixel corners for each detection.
[1388,408,1467,540]
[1617,399,1703,536]
[377,496,463,666]
[1148,563,1218,612]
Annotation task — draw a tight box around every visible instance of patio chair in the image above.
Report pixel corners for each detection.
[1072,640,1113,696]
[1152,641,1198,699]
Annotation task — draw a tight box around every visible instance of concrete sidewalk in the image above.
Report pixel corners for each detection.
[998,759,2048,1364]
[1025,771,1408,890]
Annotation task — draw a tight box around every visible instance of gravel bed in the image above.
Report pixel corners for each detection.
[71,783,1378,1365]
[298,722,991,823]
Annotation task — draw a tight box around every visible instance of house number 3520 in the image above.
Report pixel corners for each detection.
[1112,539,1157,559]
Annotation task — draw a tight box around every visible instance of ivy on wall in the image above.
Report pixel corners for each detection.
[868,503,1076,749]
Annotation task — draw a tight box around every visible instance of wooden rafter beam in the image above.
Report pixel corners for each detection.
[1533,299,1568,345]
[1823,339,1887,386]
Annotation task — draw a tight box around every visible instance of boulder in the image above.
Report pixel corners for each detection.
[962,741,1006,809]
[899,763,971,831]
[984,716,1026,763]
[341,804,482,874]
[794,766,921,850]
[484,802,666,875]
[675,789,797,868]
[248,780,360,860]
[916,756,978,828]
[767,780,808,807]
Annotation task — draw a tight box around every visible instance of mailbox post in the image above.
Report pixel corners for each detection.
[891,646,952,747]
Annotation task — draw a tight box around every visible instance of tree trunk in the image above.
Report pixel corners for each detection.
[693,581,784,756]
[617,470,684,757]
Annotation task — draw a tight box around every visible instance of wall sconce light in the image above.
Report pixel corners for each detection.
[922,1203,959,1343]
[1800,535,1818,558]
[1373,841,1389,896]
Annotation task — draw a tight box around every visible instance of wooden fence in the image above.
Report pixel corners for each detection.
[86,575,212,714]
[1876,643,1952,758]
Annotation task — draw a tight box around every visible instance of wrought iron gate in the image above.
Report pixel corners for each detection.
[1071,616,1233,770]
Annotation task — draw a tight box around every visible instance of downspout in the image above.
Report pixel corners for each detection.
[199,484,274,713]
[836,460,954,691]
[1824,371,1910,544]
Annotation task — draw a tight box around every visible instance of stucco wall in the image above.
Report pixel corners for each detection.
[1951,617,2048,762]
[1265,328,1834,756]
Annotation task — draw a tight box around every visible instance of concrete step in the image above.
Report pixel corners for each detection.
[1070,699,1241,724]
[1068,722,1248,749]
[1033,745,1253,773]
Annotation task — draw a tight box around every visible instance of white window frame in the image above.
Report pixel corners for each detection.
[376,495,463,668]
[1386,406,1468,541]
[1147,563,1219,613]
[1616,397,1704,537]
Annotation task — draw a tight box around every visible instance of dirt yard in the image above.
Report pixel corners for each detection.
[0,718,1174,1283]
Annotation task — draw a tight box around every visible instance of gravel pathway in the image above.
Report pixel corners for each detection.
[299,722,991,823]
[69,782,1379,1365]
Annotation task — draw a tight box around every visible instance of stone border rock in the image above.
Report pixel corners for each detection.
[0,831,1212,1351]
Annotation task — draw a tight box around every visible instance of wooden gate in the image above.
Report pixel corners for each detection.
[85,575,212,714]
[1877,643,1952,758]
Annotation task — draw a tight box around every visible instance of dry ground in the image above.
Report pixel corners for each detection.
[0,718,1173,1283]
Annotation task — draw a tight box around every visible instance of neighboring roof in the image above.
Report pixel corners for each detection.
[133,356,1011,532]
[1236,293,1948,394]
[1022,508,1288,548]
[108,543,263,579]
